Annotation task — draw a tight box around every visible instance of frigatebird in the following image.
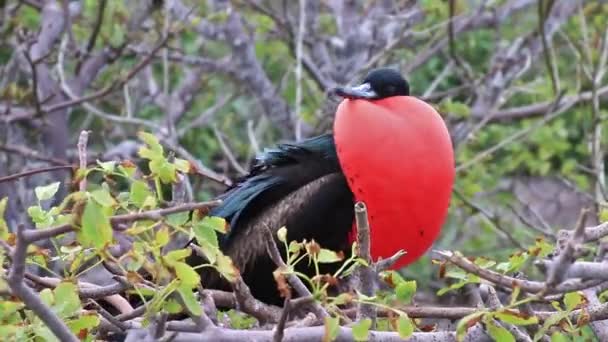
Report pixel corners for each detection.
[189,68,454,305]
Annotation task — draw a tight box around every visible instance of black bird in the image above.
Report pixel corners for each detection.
[189,68,412,305]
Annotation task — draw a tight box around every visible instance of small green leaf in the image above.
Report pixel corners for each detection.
[352,318,372,341]
[167,212,190,226]
[323,316,340,342]
[174,262,200,288]
[550,331,570,342]
[216,253,238,283]
[197,216,228,234]
[27,205,53,228]
[534,311,569,341]
[33,325,59,342]
[138,131,163,154]
[97,160,116,174]
[67,314,99,333]
[129,180,154,203]
[193,219,219,249]
[0,301,24,320]
[35,182,61,202]
[54,282,80,317]
[39,288,54,306]
[174,158,191,173]
[495,311,539,325]
[80,200,113,248]
[155,226,170,247]
[564,292,585,311]
[397,315,414,339]
[395,280,416,304]
[163,299,183,314]
[486,320,515,342]
[0,197,8,240]
[317,248,343,263]
[177,283,201,316]
[165,248,192,262]
[288,241,302,254]
[150,158,177,183]
[456,311,485,341]
[90,188,116,207]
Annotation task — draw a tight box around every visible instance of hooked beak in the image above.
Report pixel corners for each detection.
[332,83,379,100]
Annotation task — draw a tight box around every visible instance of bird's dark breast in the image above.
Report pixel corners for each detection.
[229,173,354,305]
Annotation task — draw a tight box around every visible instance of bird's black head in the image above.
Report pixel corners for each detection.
[333,68,410,100]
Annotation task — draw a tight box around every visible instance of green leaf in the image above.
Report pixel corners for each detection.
[80,200,113,248]
[165,248,192,262]
[486,320,515,342]
[39,288,54,306]
[155,226,170,247]
[167,212,190,226]
[0,301,24,320]
[550,331,570,342]
[288,241,302,255]
[67,314,99,333]
[564,292,585,311]
[138,131,163,154]
[495,311,539,326]
[90,188,116,207]
[456,311,485,341]
[130,180,153,208]
[163,299,183,314]
[97,160,116,174]
[54,282,81,317]
[33,325,59,342]
[174,262,200,288]
[323,316,340,342]
[27,205,53,228]
[0,197,8,240]
[216,253,238,283]
[193,220,219,249]
[352,318,372,341]
[317,248,343,263]
[177,283,202,316]
[397,315,414,339]
[35,182,61,202]
[534,312,569,341]
[197,216,228,234]
[150,158,178,184]
[174,158,191,173]
[395,280,416,304]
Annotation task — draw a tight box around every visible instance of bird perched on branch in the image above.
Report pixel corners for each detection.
[188,68,454,305]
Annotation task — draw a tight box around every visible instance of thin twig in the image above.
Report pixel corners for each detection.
[77,130,90,191]
[354,201,376,325]
[0,165,74,184]
[273,296,291,342]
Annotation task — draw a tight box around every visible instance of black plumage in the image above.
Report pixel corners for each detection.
[188,134,354,305]
[188,68,410,305]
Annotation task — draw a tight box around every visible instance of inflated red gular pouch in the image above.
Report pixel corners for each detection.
[334,96,454,269]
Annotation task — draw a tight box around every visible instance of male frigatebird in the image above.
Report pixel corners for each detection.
[189,68,454,305]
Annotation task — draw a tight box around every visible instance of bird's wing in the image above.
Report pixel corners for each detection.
[210,133,342,243]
